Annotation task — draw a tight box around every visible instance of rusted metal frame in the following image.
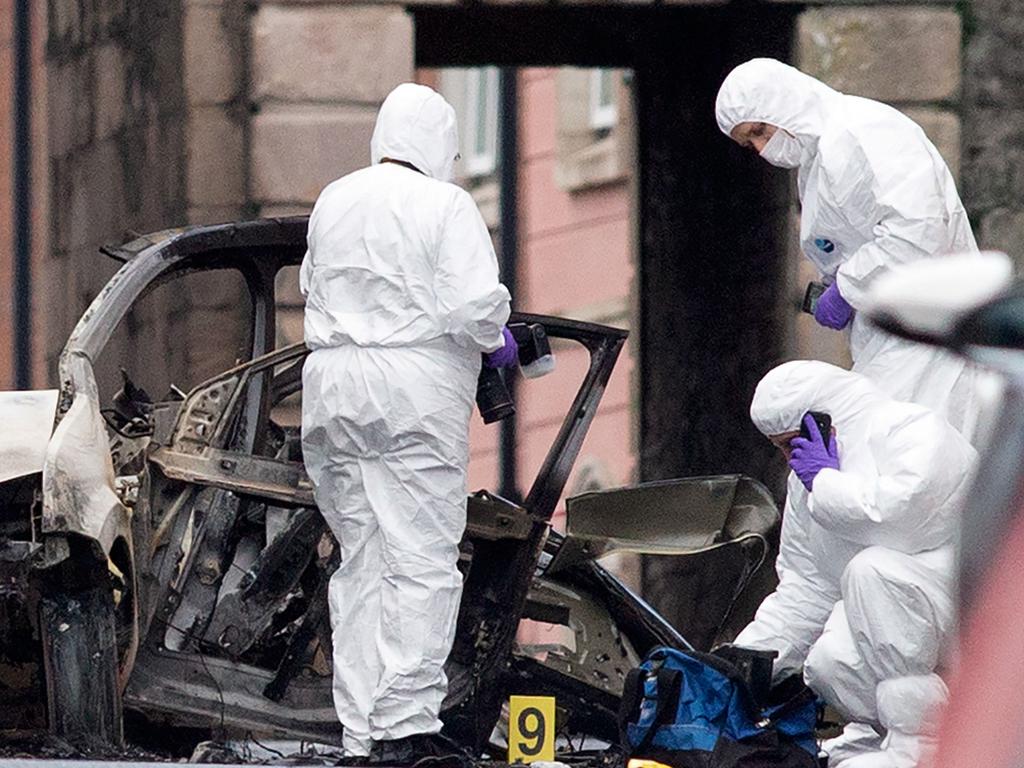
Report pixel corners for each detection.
[464,492,534,541]
[150,448,314,507]
[203,507,326,656]
[262,549,338,703]
[185,343,308,454]
[56,218,307,421]
[444,320,627,749]
[123,644,342,744]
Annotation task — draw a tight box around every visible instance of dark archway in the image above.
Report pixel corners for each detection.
[416,5,796,636]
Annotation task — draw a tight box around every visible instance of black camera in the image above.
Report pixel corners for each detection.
[475,323,556,424]
[476,367,515,425]
[802,281,827,315]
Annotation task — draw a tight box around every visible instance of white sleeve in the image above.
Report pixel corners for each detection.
[835,216,949,310]
[299,249,312,299]
[736,490,839,681]
[828,142,955,309]
[434,190,511,352]
[810,411,975,552]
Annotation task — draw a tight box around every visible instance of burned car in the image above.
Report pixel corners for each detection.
[0,219,779,753]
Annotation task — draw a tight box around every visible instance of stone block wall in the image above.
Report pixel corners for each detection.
[962,0,1024,265]
[44,0,194,394]
[35,1,415,396]
[246,2,414,350]
[796,5,963,174]
[788,2,964,364]
[183,0,247,225]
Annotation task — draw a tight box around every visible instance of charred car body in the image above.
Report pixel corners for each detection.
[0,219,779,752]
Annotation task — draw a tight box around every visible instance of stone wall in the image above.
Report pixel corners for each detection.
[246,2,414,350]
[35,1,415,396]
[962,0,1024,265]
[182,0,247,226]
[44,0,192,393]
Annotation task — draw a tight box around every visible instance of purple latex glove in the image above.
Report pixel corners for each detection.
[484,327,519,369]
[789,413,840,492]
[814,282,854,330]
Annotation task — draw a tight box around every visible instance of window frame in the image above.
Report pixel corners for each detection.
[588,69,618,132]
[463,67,500,178]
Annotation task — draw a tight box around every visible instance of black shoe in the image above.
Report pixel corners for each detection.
[370,734,473,768]
[335,756,372,767]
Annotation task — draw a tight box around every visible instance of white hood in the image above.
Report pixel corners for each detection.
[715,58,843,160]
[750,360,887,437]
[370,83,460,182]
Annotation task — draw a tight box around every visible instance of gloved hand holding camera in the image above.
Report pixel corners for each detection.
[484,326,519,369]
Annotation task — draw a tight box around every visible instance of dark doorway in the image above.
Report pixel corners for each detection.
[416,5,797,638]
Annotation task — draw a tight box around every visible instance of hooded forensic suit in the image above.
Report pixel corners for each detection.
[715,59,978,437]
[300,83,511,756]
[738,361,976,767]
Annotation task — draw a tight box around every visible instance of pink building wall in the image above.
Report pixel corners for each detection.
[467,68,636,526]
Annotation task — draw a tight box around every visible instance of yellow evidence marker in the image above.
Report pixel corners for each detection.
[627,760,674,768]
[508,695,555,763]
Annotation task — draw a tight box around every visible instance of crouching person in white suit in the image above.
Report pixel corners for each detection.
[737,361,976,767]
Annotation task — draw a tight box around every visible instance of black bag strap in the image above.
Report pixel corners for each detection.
[759,685,818,729]
[618,667,645,749]
[631,667,683,755]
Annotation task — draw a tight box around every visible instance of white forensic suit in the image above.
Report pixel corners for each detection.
[715,58,978,437]
[300,83,511,756]
[737,361,976,768]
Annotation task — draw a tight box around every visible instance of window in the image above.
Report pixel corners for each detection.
[463,67,500,177]
[589,69,617,131]
[555,68,632,192]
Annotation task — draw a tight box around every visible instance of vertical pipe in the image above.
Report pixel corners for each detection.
[13,0,33,390]
[498,67,519,501]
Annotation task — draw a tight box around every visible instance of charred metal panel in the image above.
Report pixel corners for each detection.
[150,447,314,506]
[550,475,777,572]
[263,549,337,703]
[204,507,325,657]
[124,646,342,744]
[41,359,131,557]
[465,492,533,541]
[162,487,243,650]
[40,585,123,746]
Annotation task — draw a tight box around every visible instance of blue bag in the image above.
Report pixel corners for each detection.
[618,646,820,768]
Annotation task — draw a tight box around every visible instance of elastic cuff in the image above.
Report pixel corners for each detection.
[834,270,865,311]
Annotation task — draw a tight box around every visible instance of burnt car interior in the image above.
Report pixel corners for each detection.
[0,220,780,756]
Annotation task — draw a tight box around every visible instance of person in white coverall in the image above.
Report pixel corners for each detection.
[737,361,976,767]
[716,58,978,438]
[300,83,513,762]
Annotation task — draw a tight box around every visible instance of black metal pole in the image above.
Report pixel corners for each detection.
[498,67,519,501]
[13,0,33,389]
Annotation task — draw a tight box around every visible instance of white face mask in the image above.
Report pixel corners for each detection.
[759,128,803,169]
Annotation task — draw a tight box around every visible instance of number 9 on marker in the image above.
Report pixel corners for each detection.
[508,695,555,763]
